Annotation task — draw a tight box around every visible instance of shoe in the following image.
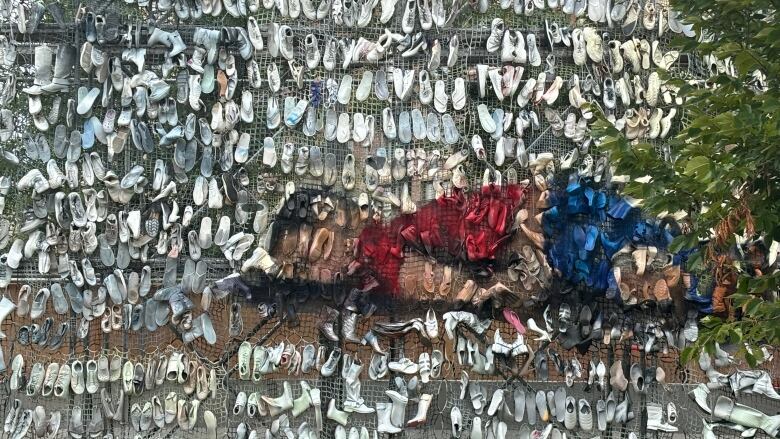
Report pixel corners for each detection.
[486,18,504,53]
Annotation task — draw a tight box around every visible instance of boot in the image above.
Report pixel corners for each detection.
[193,28,220,64]
[376,402,401,434]
[609,360,628,392]
[26,45,53,91]
[147,27,173,48]
[326,399,348,426]
[41,45,76,93]
[46,3,65,27]
[751,372,780,400]
[260,381,293,417]
[317,306,339,341]
[362,331,386,355]
[26,1,44,34]
[168,31,186,57]
[344,360,373,414]
[310,388,322,431]
[343,288,363,312]
[0,296,16,339]
[291,381,312,418]
[407,394,432,427]
[241,246,279,275]
[646,403,678,432]
[344,379,374,413]
[341,310,361,343]
[713,395,780,437]
[385,390,408,428]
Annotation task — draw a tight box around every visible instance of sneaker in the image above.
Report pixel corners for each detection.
[486,18,504,53]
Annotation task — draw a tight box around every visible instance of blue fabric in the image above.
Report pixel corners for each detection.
[607,197,634,219]
[82,119,95,150]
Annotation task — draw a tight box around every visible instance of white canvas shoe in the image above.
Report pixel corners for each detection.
[419,70,433,104]
[401,0,416,33]
[527,33,541,66]
[486,18,504,53]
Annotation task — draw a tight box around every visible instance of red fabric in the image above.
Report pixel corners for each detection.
[355,183,527,294]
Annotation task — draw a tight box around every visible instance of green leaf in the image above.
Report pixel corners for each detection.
[747,299,764,316]
[684,156,711,178]
[745,350,757,368]
[680,347,696,366]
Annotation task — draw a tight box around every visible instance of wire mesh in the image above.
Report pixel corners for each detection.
[0,0,758,438]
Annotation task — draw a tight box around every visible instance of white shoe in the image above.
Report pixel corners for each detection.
[526,33,541,66]
[486,18,504,53]
[401,0,416,33]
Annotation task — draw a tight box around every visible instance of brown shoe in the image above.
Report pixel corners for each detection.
[653,279,670,303]
[682,272,692,289]
[423,262,435,294]
[280,227,298,256]
[298,223,312,258]
[514,209,545,249]
[619,282,636,305]
[404,274,418,295]
[335,198,348,227]
[454,280,477,307]
[216,69,228,98]
[438,266,452,297]
[469,287,489,308]
[641,280,653,303]
[308,227,334,262]
[279,262,294,279]
[521,223,545,249]
[663,264,680,287]
[472,282,513,310]
[348,200,361,229]
[712,285,728,314]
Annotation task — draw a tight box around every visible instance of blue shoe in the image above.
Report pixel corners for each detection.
[573,225,591,260]
[594,191,607,209]
[566,173,582,193]
[584,187,595,206]
[567,194,587,215]
[600,231,626,259]
[575,260,591,285]
[592,259,609,290]
[632,220,649,242]
[685,293,712,305]
[607,196,639,219]
[584,225,598,251]
[82,119,95,150]
[605,267,618,299]
[573,225,586,248]
[563,251,576,279]
[546,191,561,209]
[662,228,675,247]
[684,274,713,305]
[542,206,561,223]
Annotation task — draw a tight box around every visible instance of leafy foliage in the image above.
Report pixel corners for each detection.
[592,0,780,365]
